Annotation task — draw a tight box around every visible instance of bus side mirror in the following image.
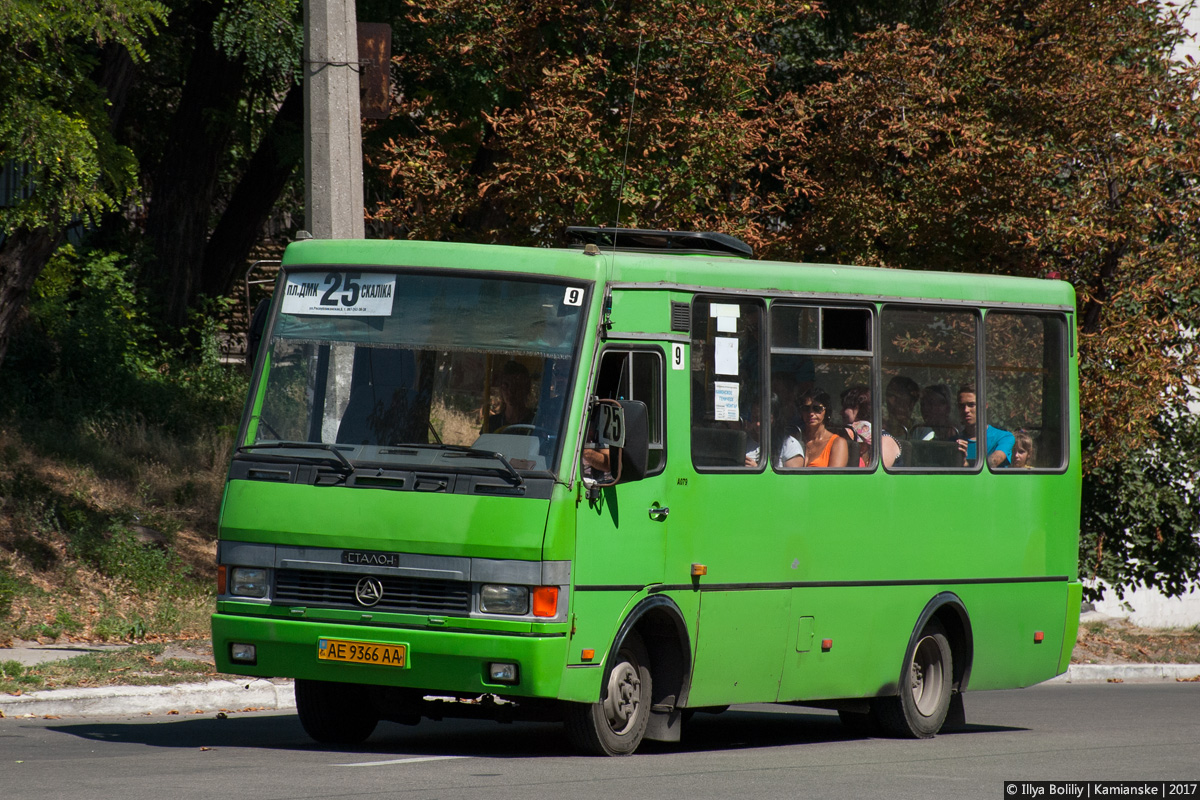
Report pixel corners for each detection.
[246,298,271,373]
[588,400,649,489]
[615,400,649,483]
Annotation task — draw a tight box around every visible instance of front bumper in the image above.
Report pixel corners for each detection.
[212,613,570,698]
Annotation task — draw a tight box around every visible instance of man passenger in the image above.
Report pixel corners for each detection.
[955,384,1014,468]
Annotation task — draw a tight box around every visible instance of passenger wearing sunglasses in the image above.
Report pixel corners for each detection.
[778,388,849,469]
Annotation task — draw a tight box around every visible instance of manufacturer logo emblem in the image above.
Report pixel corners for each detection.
[354,577,384,607]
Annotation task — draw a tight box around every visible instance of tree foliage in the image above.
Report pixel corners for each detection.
[0,0,166,365]
[0,0,165,231]
[369,0,819,245]
[1081,397,1200,600]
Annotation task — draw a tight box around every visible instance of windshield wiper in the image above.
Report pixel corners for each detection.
[393,443,525,486]
[237,441,355,475]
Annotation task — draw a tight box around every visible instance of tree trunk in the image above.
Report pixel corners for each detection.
[200,82,304,299]
[0,228,62,367]
[143,0,245,329]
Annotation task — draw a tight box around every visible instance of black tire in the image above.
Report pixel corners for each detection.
[873,618,953,739]
[294,679,379,744]
[564,630,652,756]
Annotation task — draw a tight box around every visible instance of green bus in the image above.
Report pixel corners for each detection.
[212,228,1081,755]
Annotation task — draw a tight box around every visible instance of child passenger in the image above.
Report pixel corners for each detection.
[1012,430,1035,469]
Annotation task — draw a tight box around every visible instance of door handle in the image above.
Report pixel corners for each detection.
[648,505,669,521]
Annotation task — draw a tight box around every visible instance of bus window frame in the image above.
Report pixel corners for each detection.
[983,308,1072,475]
[688,293,768,475]
[768,299,877,473]
[590,345,669,478]
[879,302,982,475]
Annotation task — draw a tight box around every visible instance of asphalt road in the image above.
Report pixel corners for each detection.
[2,683,1198,800]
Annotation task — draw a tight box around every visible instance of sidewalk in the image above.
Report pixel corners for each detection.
[2,642,1197,720]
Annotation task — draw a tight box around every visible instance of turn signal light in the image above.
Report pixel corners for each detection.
[532,586,559,617]
[217,565,227,595]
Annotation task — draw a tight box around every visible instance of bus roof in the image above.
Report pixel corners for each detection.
[281,238,1076,310]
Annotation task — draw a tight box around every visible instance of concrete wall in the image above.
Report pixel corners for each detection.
[1089,583,1200,628]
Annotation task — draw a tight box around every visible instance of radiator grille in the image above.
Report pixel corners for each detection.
[275,569,471,615]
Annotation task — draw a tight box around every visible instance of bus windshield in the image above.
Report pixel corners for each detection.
[249,270,589,474]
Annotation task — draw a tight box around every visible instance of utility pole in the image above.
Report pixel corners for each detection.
[303,0,364,239]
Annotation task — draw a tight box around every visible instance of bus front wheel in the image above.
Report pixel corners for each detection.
[295,679,379,744]
[564,631,652,755]
[874,618,953,738]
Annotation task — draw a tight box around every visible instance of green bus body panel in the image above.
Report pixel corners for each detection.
[282,238,1075,311]
[212,614,568,698]
[220,480,549,560]
[1059,581,1084,674]
[213,237,1082,717]
[609,289,677,334]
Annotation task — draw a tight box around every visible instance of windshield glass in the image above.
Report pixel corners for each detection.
[249,270,589,473]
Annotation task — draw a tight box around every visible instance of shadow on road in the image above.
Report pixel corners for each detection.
[46,705,1025,758]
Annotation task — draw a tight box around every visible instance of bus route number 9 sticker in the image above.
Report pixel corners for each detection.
[563,286,584,307]
[281,272,396,316]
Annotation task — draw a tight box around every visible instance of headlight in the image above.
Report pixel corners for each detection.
[480,584,529,615]
[230,567,269,598]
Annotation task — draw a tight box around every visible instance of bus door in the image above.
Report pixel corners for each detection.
[680,296,793,706]
[573,346,670,603]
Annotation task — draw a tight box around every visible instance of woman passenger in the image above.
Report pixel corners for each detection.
[779,388,849,468]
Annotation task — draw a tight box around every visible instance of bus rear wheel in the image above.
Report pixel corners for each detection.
[295,679,379,744]
[564,631,652,755]
[874,618,952,738]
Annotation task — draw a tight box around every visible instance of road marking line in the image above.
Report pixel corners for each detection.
[333,755,470,768]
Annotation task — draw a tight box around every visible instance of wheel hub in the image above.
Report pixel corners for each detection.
[603,661,641,734]
[910,635,944,717]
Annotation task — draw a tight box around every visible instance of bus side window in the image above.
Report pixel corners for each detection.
[769,303,872,470]
[690,298,765,470]
[881,306,978,469]
[986,312,1068,470]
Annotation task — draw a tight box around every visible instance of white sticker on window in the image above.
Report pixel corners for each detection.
[715,337,739,375]
[714,381,740,421]
[711,303,739,332]
[281,272,395,316]
[563,286,584,307]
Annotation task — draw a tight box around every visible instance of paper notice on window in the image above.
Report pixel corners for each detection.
[711,303,740,333]
[715,337,739,375]
[714,381,740,422]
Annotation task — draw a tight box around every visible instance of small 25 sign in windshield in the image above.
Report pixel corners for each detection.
[281,271,396,316]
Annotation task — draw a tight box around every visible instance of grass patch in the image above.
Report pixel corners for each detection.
[1072,618,1200,664]
[0,642,222,694]
[0,422,222,646]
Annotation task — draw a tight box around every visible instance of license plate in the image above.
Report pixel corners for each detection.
[317,638,408,667]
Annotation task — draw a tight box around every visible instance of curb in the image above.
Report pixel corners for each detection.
[2,665,1198,720]
[0,679,295,719]
[1046,663,1200,684]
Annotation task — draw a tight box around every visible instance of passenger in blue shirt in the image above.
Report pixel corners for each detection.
[955,385,1014,468]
